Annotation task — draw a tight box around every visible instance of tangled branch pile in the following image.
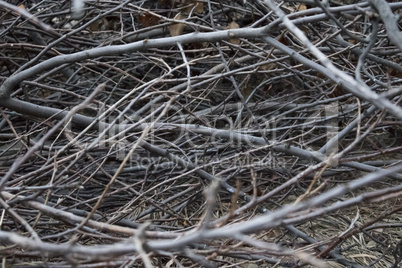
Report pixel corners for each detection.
[0,0,401,267]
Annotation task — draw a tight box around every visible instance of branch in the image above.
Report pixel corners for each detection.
[369,0,402,52]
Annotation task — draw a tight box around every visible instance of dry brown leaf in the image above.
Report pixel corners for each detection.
[388,67,402,78]
[277,30,289,46]
[169,13,186,36]
[388,58,402,78]
[297,4,307,11]
[138,12,159,28]
[227,21,239,30]
[260,63,277,71]
[224,21,240,45]
[181,0,204,14]
[241,86,254,99]
[283,3,307,12]
[195,2,203,13]
[88,18,110,32]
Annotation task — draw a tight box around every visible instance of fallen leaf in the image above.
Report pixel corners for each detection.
[297,4,307,11]
[224,21,240,45]
[195,2,203,13]
[138,12,159,28]
[170,13,186,36]
[181,0,204,14]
